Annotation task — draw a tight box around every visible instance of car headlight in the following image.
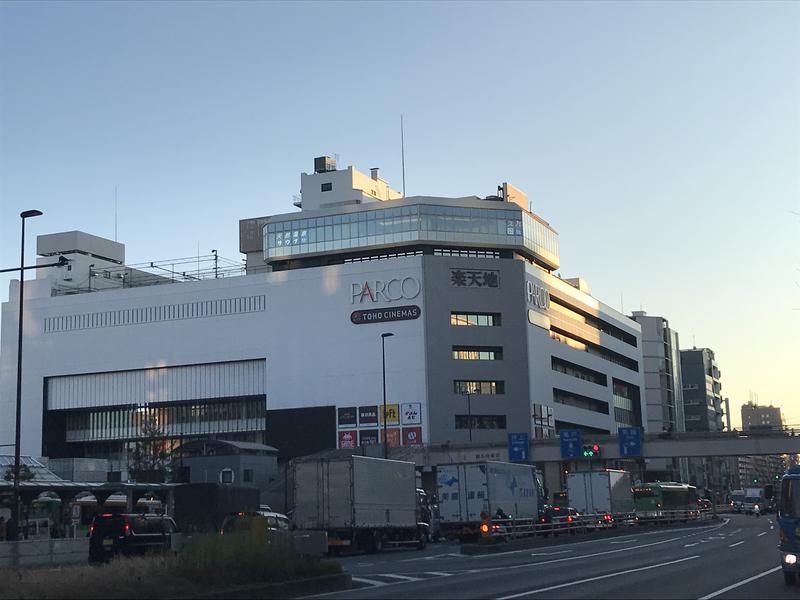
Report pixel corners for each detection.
[784,553,798,565]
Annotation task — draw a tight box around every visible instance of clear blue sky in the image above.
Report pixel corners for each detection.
[1,1,798,426]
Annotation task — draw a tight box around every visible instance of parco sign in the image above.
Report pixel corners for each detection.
[351,277,421,304]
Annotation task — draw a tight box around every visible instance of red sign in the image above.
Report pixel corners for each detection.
[402,427,422,446]
[338,430,358,449]
[380,428,401,448]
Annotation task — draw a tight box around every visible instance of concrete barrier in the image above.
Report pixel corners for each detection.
[0,538,88,568]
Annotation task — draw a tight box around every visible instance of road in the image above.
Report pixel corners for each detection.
[311,514,786,599]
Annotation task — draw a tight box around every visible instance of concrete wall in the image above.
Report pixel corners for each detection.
[0,538,88,568]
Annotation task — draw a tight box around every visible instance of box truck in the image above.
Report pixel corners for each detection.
[566,470,634,518]
[292,455,430,553]
[437,461,540,540]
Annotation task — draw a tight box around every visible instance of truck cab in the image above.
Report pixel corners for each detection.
[778,468,800,584]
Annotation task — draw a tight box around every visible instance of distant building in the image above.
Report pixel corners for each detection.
[738,402,785,488]
[680,348,733,497]
[742,402,783,431]
[630,311,688,482]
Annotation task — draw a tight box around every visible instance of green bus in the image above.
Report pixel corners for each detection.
[633,483,699,520]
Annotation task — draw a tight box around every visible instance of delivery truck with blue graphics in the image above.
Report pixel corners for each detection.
[436,461,540,541]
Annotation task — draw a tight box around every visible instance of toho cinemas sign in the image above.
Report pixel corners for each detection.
[351,277,421,304]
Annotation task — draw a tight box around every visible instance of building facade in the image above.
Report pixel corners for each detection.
[738,401,786,489]
[0,157,647,473]
[630,311,688,482]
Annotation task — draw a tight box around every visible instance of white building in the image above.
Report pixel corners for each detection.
[0,157,647,474]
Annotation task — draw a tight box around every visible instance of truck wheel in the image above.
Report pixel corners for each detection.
[784,572,796,585]
[417,530,427,550]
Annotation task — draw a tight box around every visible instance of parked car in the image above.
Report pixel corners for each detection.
[88,513,177,563]
[220,511,291,536]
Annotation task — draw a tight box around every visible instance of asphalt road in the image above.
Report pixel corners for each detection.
[310,514,786,599]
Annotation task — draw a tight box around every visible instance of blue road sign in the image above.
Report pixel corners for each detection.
[560,429,582,459]
[618,427,642,457]
[508,432,529,461]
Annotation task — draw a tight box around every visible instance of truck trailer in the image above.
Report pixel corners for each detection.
[566,470,634,518]
[437,461,540,541]
[291,455,429,553]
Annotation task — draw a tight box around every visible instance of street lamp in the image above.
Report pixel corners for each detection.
[381,333,394,459]
[88,264,95,291]
[13,209,42,539]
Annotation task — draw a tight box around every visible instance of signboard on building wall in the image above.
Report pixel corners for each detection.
[351,305,421,325]
[401,403,422,425]
[338,430,358,449]
[359,406,379,426]
[380,404,400,425]
[337,407,357,428]
[380,428,401,448]
[402,427,422,446]
[450,269,500,289]
[359,430,379,446]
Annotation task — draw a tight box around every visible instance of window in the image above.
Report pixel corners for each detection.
[551,357,607,386]
[455,414,508,429]
[243,469,254,483]
[321,182,333,192]
[452,346,503,361]
[553,388,609,414]
[450,312,501,327]
[453,380,504,395]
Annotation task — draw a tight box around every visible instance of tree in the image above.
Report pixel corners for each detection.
[127,416,172,483]
[3,463,34,482]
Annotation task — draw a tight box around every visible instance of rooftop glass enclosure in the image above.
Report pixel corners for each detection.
[264,202,559,270]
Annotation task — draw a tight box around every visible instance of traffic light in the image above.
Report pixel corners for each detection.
[753,478,758,484]
[582,443,601,458]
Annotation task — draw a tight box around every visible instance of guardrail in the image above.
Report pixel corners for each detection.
[481,508,717,541]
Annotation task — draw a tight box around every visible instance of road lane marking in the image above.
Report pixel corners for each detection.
[684,543,698,547]
[758,532,768,537]
[351,577,387,587]
[530,550,573,556]
[729,541,744,547]
[400,552,462,562]
[496,555,700,599]
[379,574,420,581]
[609,539,637,544]
[424,571,452,577]
[697,566,782,599]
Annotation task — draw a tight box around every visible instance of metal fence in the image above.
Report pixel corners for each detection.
[480,508,718,541]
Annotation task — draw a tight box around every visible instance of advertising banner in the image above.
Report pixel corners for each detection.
[337,407,357,428]
[358,406,379,426]
[338,430,357,449]
[359,430,379,446]
[402,427,422,446]
[379,404,400,425]
[401,402,422,425]
[380,428,401,448]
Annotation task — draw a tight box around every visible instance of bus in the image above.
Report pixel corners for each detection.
[633,483,699,521]
[779,467,800,585]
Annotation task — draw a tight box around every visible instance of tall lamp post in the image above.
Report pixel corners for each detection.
[381,332,394,459]
[13,209,43,539]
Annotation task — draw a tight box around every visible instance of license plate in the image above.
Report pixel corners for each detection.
[102,538,113,547]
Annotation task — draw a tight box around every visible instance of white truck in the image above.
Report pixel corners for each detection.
[437,461,540,541]
[566,470,634,519]
[742,487,765,514]
[291,455,430,553]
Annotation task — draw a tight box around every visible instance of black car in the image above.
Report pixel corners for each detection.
[538,506,582,536]
[89,513,177,563]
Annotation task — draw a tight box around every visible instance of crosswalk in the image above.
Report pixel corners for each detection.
[351,570,459,588]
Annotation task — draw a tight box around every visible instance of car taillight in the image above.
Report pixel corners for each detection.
[540,517,545,523]
[89,524,94,536]
[123,518,131,536]
[567,516,573,523]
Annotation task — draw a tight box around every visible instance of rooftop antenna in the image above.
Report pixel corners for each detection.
[692,334,696,348]
[401,114,406,198]
[620,292,624,314]
[114,185,118,242]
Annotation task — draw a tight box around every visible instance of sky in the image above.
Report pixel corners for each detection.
[1,1,798,427]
